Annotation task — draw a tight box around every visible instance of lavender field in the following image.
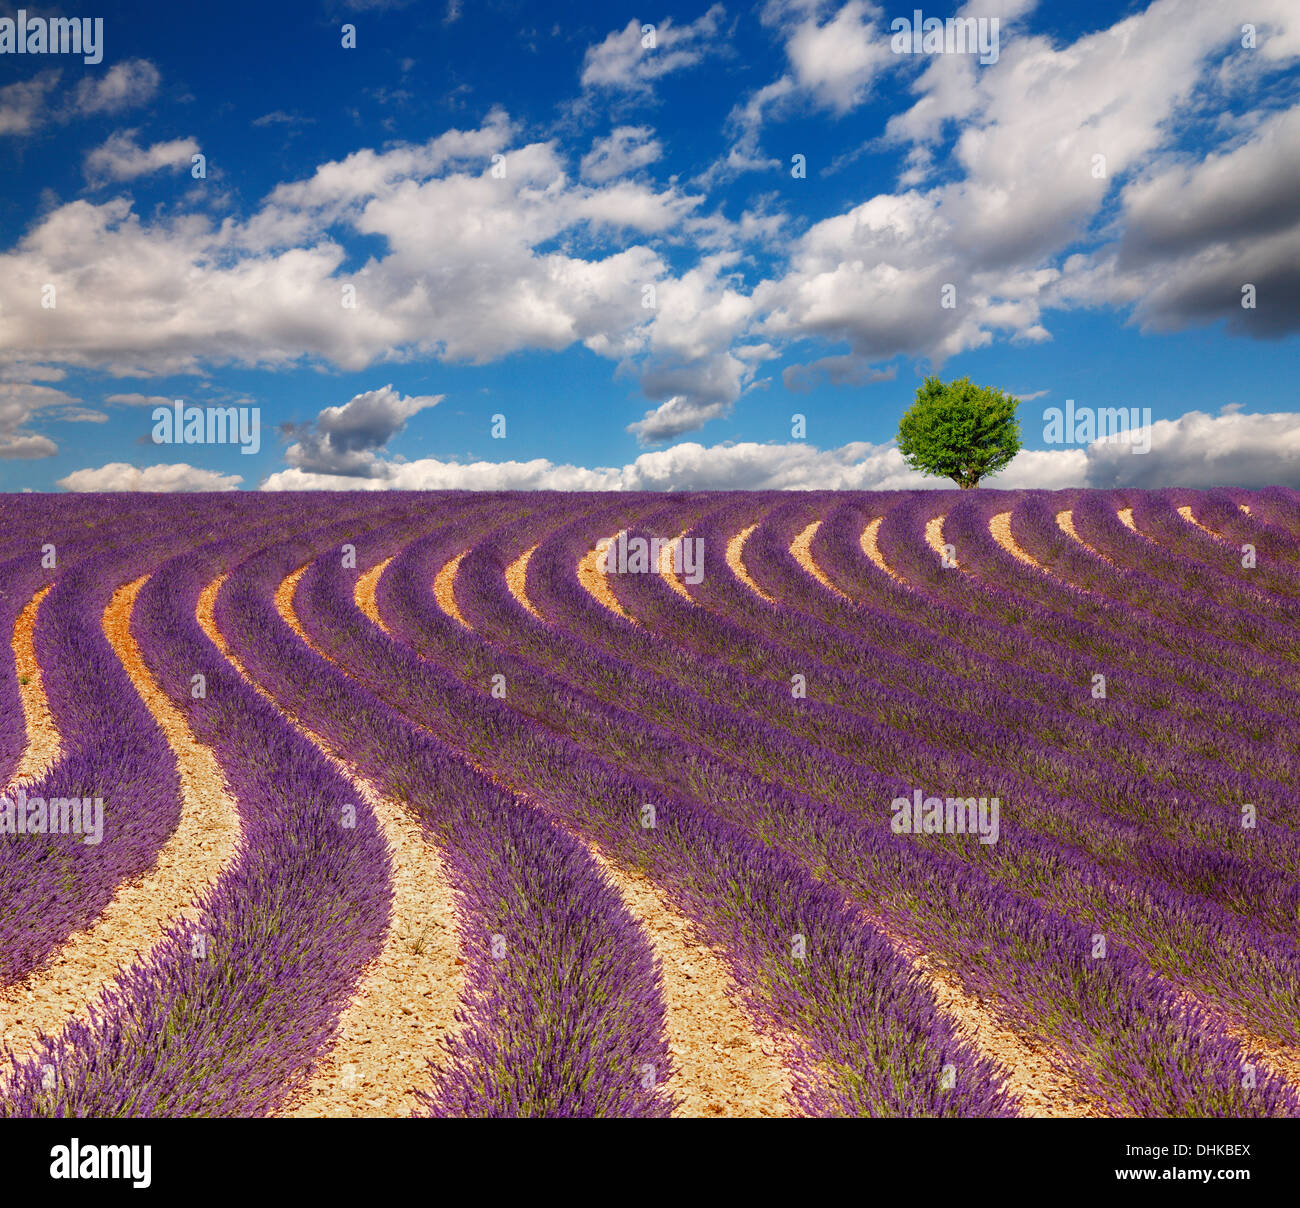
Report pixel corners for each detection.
[2,486,1299,1118]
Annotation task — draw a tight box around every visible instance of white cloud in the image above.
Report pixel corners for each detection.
[283,384,442,476]
[580,6,727,93]
[85,130,200,184]
[580,126,662,182]
[56,462,243,492]
[0,381,82,459]
[105,392,178,408]
[0,116,691,380]
[1,60,161,139]
[1057,104,1300,338]
[0,72,60,137]
[260,405,1300,493]
[72,59,160,115]
[627,395,731,444]
[783,0,891,114]
[1085,408,1300,488]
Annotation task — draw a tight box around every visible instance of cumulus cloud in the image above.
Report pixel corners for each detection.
[0,114,693,381]
[1,60,161,139]
[580,126,662,182]
[56,462,243,492]
[1057,104,1300,339]
[1085,408,1300,488]
[282,384,442,476]
[783,355,896,392]
[627,396,731,444]
[580,6,727,93]
[0,72,60,137]
[701,1,895,186]
[72,59,161,115]
[85,130,200,184]
[782,0,892,115]
[0,381,83,459]
[105,392,178,408]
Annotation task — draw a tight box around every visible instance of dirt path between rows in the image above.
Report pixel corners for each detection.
[1055,510,1122,568]
[789,521,848,600]
[430,553,469,628]
[988,512,1048,571]
[0,577,241,1074]
[577,544,637,624]
[859,517,906,583]
[876,919,1103,1118]
[780,525,1099,1116]
[659,535,694,602]
[725,525,776,603]
[504,546,543,620]
[923,515,950,564]
[198,571,466,1119]
[3,586,59,793]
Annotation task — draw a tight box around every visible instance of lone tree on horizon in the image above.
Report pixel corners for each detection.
[896,376,1021,489]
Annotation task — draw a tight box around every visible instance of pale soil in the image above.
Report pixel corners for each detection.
[1117,507,1137,531]
[504,546,543,620]
[0,577,241,1074]
[859,517,905,583]
[1055,510,1118,567]
[658,534,695,602]
[355,557,397,631]
[880,922,1104,1118]
[789,521,847,600]
[359,558,798,1117]
[198,570,466,1119]
[724,525,776,603]
[577,544,637,624]
[1167,985,1300,1098]
[4,585,59,792]
[1177,504,1235,542]
[924,515,950,563]
[430,553,469,629]
[989,512,1047,572]
[566,840,794,1117]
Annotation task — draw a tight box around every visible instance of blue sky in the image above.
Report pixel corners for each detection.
[1,0,1298,491]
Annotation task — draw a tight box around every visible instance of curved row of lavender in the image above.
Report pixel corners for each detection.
[0,503,215,985]
[220,502,677,1117]
[1,496,398,1115]
[305,507,1018,1117]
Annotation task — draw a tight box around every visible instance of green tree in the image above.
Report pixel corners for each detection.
[896,376,1021,489]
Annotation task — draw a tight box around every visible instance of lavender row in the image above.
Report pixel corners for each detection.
[234,505,678,1117]
[1,498,401,1116]
[0,522,204,984]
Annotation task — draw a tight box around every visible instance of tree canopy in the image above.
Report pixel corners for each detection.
[896,376,1021,489]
